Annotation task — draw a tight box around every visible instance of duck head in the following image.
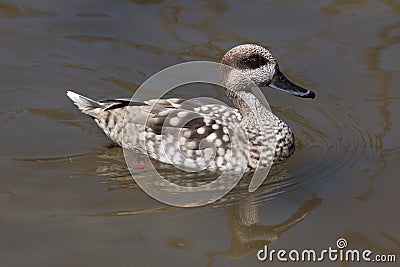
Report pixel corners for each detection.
[221,44,315,99]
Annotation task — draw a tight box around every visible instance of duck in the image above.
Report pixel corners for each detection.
[67,44,315,173]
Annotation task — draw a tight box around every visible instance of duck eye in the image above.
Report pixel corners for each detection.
[241,55,268,69]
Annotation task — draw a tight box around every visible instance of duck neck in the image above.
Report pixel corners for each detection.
[226,89,275,125]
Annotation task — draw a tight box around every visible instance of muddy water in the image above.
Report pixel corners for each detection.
[1,1,399,266]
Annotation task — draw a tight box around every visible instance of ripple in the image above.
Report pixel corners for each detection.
[288,91,376,180]
[76,12,108,18]
[14,153,88,162]
[64,34,114,43]
[0,2,56,18]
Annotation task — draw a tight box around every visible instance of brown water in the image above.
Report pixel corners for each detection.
[1,1,399,266]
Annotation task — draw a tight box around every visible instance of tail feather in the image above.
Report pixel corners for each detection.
[67,91,103,117]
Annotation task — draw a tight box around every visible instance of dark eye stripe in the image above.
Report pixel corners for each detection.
[240,54,269,69]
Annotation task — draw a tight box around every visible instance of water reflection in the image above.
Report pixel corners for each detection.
[87,148,322,259]
[355,2,400,201]
[225,195,321,259]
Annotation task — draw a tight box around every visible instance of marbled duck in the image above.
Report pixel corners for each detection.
[67,44,315,172]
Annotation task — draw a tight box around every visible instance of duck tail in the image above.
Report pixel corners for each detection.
[67,91,103,117]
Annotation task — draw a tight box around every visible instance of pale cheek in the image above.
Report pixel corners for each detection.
[249,70,273,85]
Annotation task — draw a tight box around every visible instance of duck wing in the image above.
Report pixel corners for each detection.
[67,91,243,170]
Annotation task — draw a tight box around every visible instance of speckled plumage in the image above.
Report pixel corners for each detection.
[67,44,314,172]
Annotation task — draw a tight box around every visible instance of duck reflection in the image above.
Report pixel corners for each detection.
[88,145,321,258]
[225,195,321,259]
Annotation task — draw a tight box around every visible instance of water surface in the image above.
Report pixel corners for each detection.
[1,1,399,266]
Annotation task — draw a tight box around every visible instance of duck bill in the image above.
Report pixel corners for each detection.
[268,69,315,99]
